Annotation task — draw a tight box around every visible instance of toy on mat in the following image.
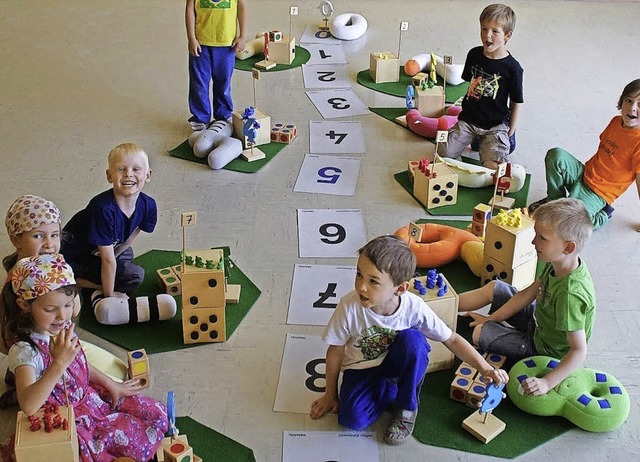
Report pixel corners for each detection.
[404,53,465,85]
[440,158,526,191]
[450,353,506,409]
[507,356,631,432]
[329,12,368,41]
[188,120,243,170]
[408,153,459,209]
[127,348,150,389]
[156,391,203,462]
[318,0,334,31]
[91,291,177,326]
[462,382,507,443]
[405,106,460,139]
[239,106,266,162]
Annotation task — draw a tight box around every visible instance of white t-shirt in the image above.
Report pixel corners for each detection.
[8,332,51,378]
[322,290,453,371]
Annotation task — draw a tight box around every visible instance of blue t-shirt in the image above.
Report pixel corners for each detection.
[459,46,524,129]
[62,189,157,260]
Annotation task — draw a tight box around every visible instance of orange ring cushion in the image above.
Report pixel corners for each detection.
[395,223,482,268]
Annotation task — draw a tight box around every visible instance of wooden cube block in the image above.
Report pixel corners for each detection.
[225,284,241,304]
[164,440,193,462]
[455,363,478,380]
[270,123,297,143]
[182,307,226,344]
[269,34,295,65]
[481,254,538,291]
[181,249,226,309]
[232,108,271,148]
[369,52,399,83]
[127,348,149,377]
[415,86,445,118]
[157,266,181,295]
[412,162,458,209]
[467,382,487,409]
[156,435,189,462]
[411,72,428,87]
[15,406,78,462]
[463,410,506,443]
[471,221,487,238]
[450,375,472,403]
[473,203,492,223]
[269,30,283,42]
[484,215,536,268]
[485,352,507,368]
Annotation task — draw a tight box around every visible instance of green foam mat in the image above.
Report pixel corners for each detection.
[357,69,468,104]
[234,45,310,72]
[369,106,415,134]
[414,315,572,458]
[78,248,261,354]
[174,416,256,461]
[394,159,531,216]
[168,138,288,173]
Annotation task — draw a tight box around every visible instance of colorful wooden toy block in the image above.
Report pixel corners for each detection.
[369,52,399,83]
[270,123,297,143]
[157,266,181,295]
[412,161,459,209]
[269,34,296,65]
[15,406,78,462]
[127,348,150,389]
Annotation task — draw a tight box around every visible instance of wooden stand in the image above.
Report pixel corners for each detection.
[463,410,506,443]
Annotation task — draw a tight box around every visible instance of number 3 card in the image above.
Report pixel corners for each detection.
[297,209,366,258]
[293,154,361,196]
[274,334,328,414]
[287,264,356,326]
[305,89,370,119]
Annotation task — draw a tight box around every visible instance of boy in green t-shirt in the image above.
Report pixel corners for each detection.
[458,198,596,396]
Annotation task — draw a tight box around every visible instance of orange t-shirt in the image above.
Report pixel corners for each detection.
[583,116,640,204]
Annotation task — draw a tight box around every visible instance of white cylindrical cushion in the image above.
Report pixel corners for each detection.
[329,13,368,41]
[404,53,430,76]
[434,55,465,86]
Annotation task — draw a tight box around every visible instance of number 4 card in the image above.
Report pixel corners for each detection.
[293,154,361,196]
[297,209,366,258]
[287,264,356,326]
[274,334,328,413]
[309,121,365,154]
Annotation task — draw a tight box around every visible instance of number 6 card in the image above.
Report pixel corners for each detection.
[297,209,366,258]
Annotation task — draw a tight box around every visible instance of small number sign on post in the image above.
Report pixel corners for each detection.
[408,221,423,243]
[252,68,261,108]
[180,212,197,272]
[290,6,298,40]
[442,55,454,115]
[398,21,408,61]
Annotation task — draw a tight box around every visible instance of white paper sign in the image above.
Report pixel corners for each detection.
[300,24,341,44]
[283,431,379,462]
[304,43,348,65]
[287,264,356,326]
[297,209,366,258]
[306,89,370,119]
[309,121,366,154]
[274,334,328,414]
[294,154,361,196]
[302,64,351,89]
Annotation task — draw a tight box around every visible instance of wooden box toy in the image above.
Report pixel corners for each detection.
[268,30,283,42]
[269,34,296,65]
[484,213,536,268]
[450,375,473,403]
[127,348,150,389]
[163,439,193,462]
[412,162,459,209]
[270,123,297,143]
[473,203,492,224]
[415,85,445,118]
[15,406,78,462]
[411,72,428,87]
[232,109,271,148]
[182,306,226,344]
[157,266,181,295]
[463,410,506,443]
[180,249,226,310]
[369,52,399,83]
[481,254,538,291]
[408,273,458,372]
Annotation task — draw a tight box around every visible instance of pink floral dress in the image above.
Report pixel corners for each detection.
[1,334,168,462]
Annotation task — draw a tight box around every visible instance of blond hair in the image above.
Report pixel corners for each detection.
[358,235,416,286]
[532,198,593,253]
[480,4,516,36]
[108,143,149,169]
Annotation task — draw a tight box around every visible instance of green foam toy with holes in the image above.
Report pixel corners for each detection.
[507,356,630,432]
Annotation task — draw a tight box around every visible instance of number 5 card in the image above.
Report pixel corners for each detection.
[297,209,366,258]
[287,264,356,326]
[293,154,361,196]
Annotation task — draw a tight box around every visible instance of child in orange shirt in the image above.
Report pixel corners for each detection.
[529,78,640,230]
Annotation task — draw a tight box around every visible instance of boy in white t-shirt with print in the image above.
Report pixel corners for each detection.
[309,235,509,445]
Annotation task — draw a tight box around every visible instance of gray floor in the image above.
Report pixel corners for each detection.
[1,1,639,460]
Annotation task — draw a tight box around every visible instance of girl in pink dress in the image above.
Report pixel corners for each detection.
[0,254,168,461]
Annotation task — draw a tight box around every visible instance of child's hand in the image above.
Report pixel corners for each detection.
[50,323,80,370]
[483,367,509,385]
[521,376,550,396]
[310,394,339,420]
[233,36,247,53]
[188,38,201,57]
[103,378,145,410]
[468,312,489,328]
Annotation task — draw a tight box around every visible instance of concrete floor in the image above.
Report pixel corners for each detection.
[1,1,639,460]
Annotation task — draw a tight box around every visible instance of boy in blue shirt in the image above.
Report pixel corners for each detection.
[438,3,524,169]
[62,143,156,298]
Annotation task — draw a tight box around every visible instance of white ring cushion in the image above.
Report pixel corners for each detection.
[330,13,368,41]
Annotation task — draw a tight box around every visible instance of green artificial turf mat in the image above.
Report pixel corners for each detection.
[174,416,256,462]
[394,158,531,216]
[168,138,288,173]
[357,69,469,104]
[234,45,310,72]
[78,248,260,354]
[414,315,572,458]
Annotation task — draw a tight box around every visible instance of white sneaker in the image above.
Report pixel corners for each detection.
[189,121,207,131]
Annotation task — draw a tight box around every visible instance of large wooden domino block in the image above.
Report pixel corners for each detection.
[163,440,193,462]
[408,274,458,372]
[157,266,181,295]
[463,410,506,443]
[466,381,487,409]
[369,52,399,83]
[15,406,79,462]
[450,375,473,403]
[181,249,226,309]
[269,34,295,65]
[182,307,226,343]
[412,162,459,209]
[415,85,445,118]
[484,214,536,268]
[270,123,297,143]
[232,108,271,148]
[481,254,538,291]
